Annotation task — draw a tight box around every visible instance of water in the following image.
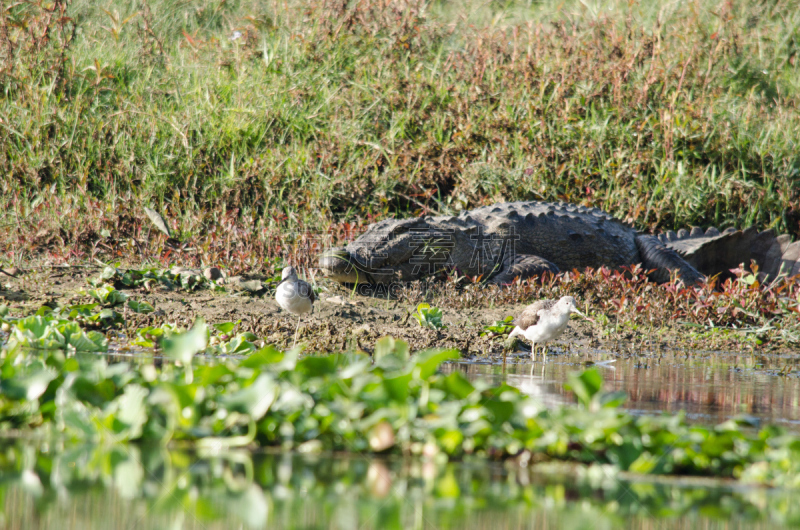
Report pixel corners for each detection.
[448,348,800,431]
[3,347,800,528]
[1,444,798,529]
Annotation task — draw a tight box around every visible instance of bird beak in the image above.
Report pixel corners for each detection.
[570,306,587,318]
[571,305,596,323]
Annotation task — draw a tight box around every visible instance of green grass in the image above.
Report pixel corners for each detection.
[2,0,800,271]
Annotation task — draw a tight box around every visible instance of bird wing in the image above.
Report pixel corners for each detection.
[297,279,316,302]
[514,299,556,330]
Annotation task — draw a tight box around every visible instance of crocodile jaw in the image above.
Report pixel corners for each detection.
[318,248,363,283]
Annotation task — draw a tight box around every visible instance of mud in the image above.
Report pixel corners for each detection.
[0,265,789,359]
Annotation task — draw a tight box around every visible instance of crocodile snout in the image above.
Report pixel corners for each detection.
[318,248,363,283]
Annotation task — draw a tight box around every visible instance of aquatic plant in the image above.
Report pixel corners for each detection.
[1,325,800,487]
[0,312,108,353]
[481,316,515,337]
[89,265,225,293]
[412,303,446,330]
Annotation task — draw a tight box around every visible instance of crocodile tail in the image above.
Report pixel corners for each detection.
[660,226,800,279]
[635,235,704,284]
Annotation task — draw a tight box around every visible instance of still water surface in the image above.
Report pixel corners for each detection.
[449,349,800,431]
[2,447,799,529]
[3,348,800,528]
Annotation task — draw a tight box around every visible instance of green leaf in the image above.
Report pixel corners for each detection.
[442,372,475,399]
[374,336,396,362]
[15,315,53,337]
[220,374,278,420]
[0,364,57,400]
[58,322,108,352]
[435,471,461,498]
[412,303,446,330]
[374,336,410,363]
[87,285,128,307]
[35,306,53,317]
[217,333,259,355]
[11,315,66,349]
[565,368,604,408]
[241,345,289,370]
[412,348,460,379]
[111,384,148,439]
[161,319,208,364]
[195,364,234,387]
[296,356,338,378]
[600,390,628,409]
[100,266,118,280]
[383,370,412,401]
[438,430,464,454]
[213,321,238,334]
[127,299,155,314]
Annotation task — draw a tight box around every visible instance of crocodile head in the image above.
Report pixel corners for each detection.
[318,216,456,284]
[318,247,368,284]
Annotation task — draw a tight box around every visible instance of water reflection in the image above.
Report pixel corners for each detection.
[1,443,798,529]
[448,350,800,431]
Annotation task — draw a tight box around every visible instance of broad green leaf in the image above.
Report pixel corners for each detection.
[565,368,604,408]
[441,372,475,400]
[127,299,155,314]
[374,336,396,362]
[241,345,287,369]
[58,322,108,352]
[100,266,117,280]
[296,356,338,378]
[161,319,208,364]
[383,370,412,401]
[374,336,410,363]
[600,390,628,409]
[220,374,277,420]
[195,364,234,387]
[0,364,57,400]
[112,452,144,499]
[213,321,238,334]
[111,384,148,439]
[220,333,258,354]
[15,315,52,337]
[412,348,460,379]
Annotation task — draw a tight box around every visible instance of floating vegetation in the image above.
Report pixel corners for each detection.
[1,323,800,488]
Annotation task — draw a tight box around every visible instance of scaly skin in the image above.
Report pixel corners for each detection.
[319,201,799,286]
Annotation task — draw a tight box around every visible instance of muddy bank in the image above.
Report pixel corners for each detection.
[0,265,790,359]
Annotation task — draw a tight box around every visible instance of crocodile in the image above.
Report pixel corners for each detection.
[318,201,800,286]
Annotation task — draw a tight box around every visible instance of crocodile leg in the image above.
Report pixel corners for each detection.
[488,254,560,285]
[635,235,705,284]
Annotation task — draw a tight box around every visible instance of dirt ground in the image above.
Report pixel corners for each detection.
[0,265,786,359]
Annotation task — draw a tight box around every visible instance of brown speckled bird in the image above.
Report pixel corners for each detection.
[509,296,584,362]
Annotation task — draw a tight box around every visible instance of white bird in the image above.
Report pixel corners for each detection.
[275,266,316,348]
[508,296,585,362]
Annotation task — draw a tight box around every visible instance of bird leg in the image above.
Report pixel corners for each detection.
[530,343,536,363]
[291,316,302,349]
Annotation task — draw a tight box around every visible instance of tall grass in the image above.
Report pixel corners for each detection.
[1,0,799,270]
